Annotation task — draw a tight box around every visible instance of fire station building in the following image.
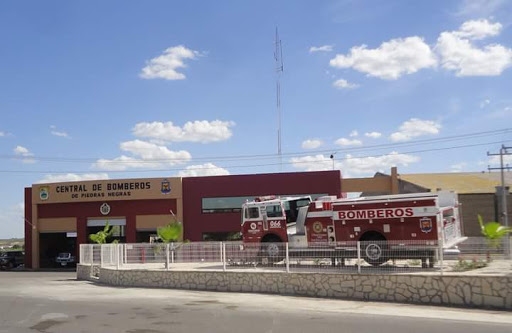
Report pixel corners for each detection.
[24,171,341,269]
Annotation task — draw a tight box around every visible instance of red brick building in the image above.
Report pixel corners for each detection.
[25,171,341,269]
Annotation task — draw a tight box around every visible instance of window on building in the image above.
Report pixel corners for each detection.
[202,196,255,213]
[202,193,328,214]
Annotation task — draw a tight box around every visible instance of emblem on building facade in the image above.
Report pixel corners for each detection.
[39,186,49,201]
[161,179,171,194]
[100,203,111,216]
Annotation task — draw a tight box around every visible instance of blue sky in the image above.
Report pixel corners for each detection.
[1,0,512,238]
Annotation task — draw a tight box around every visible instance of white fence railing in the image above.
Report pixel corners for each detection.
[80,237,511,275]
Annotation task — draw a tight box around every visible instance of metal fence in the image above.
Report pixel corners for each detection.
[79,237,511,275]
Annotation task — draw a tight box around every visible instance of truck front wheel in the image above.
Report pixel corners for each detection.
[261,235,284,264]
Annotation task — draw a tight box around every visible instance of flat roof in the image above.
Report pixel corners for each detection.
[399,172,511,194]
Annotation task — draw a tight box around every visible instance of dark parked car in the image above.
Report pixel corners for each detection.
[55,252,76,267]
[0,251,24,269]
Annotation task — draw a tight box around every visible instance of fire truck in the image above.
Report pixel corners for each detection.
[241,192,465,267]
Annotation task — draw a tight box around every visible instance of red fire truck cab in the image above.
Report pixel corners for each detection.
[241,192,465,266]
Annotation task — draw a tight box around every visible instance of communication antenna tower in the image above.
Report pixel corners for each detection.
[274,27,284,170]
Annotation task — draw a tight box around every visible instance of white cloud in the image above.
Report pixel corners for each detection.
[450,162,467,172]
[289,154,333,172]
[93,140,191,171]
[456,0,507,17]
[489,154,512,165]
[0,203,24,238]
[487,106,512,118]
[94,156,154,171]
[390,118,441,142]
[120,140,190,161]
[333,78,359,89]
[0,131,5,137]
[177,163,230,177]
[51,131,69,137]
[13,145,35,164]
[349,130,358,137]
[290,152,420,176]
[301,139,323,149]
[330,36,437,80]
[455,19,502,40]
[335,138,363,146]
[341,152,419,175]
[365,131,382,138]
[436,20,512,77]
[37,173,110,184]
[140,45,201,80]
[480,99,491,108]
[132,120,235,143]
[309,45,334,53]
[14,146,32,157]
[50,125,69,138]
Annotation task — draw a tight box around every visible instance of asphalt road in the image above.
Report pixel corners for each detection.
[0,271,511,333]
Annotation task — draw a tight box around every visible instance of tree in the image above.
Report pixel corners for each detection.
[89,221,119,244]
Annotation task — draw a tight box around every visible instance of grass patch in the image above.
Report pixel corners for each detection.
[452,258,487,272]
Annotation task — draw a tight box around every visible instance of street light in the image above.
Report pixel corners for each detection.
[329,153,336,170]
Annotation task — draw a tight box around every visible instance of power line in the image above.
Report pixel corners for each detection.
[3,128,512,164]
[2,139,510,175]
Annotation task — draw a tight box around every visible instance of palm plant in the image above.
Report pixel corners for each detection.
[89,221,119,244]
[156,221,183,243]
[155,217,184,269]
[477,214,512,261]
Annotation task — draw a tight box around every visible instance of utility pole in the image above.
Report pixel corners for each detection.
[488,145,511,258]
[274,27,284,171]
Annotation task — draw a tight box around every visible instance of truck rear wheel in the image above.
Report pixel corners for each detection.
[360,232,388,266]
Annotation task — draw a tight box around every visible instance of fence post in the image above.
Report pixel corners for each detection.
[439,241,444,276]
[89,244,93,265]
[357,241,361,274]
[116,244,120,270]
[119,244,123,267]
[100,245,104,267]
[166,243,170,271]
[219,242,223,263]
[286,243,290,273]
[171,242,175,263]
[222,242,226,272]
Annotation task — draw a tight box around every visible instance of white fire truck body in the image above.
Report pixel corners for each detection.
[241,192,465,266]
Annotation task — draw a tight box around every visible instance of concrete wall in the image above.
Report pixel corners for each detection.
[76,264,93,280]
[76,265,512,310]
[459,194,496,237]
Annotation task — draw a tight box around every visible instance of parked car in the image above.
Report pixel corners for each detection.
[55,252,76,267]
[0,251,24,270]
